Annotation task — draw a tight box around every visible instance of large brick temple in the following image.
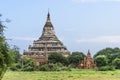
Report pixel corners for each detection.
[23,12,70,65]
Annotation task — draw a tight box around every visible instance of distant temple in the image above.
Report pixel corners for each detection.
[23,12,70,65]
[79,50,96,69]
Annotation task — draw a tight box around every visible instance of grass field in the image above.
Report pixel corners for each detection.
[2,69,120,80]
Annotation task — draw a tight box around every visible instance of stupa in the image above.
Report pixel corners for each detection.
[23,12,70,65]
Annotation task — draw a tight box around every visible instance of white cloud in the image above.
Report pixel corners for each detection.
[76,36,120,43]
[72,0,120,3]
[8,37,37,41]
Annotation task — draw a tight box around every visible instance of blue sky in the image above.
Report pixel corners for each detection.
[1,0,120,55]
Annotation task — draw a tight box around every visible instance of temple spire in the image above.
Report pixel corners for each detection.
[47,11,51,22]
[79,49,96,69]
[87,49,91,58]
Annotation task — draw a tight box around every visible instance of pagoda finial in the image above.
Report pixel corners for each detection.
[47,10,50,22]
[87,49,91,57]
[47,10,50,18]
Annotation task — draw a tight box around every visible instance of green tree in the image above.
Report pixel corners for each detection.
[94,48,113,58]
[94,47,120,66]
[68,52,86,67]
[48,52,68,66]
[112,58,120,69]
[0,15,12,79]
[9,45,21,63]
[9,45,21,71]
[94,55,107,67]
[22,58,36,71]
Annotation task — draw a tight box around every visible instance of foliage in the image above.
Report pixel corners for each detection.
[94,47,120,58]
[94,55,107,67]
[68,52,86,67]
[112,58,120,69]
[22,66,35,71]
[48,52,68,66]
[38,63,71,71]
[9,45,21,71]
[95,66,115,71]
[94,47,120,67]
[9,63,21,71]
[0,15,12,80]
[9,45,21,63]
[21,58,36,71]
[38,64,50,71]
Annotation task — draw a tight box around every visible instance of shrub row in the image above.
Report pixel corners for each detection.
[95,66,115,71]
[38,63,71,71]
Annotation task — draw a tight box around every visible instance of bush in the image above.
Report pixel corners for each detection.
[22,66,35,71]
[9,66,18,71]
[39,64,50,71]
[112,58,120,69]
[68,64,77,68]
[96,66,115,71]
[39,63,60,71]
[94,55,107,67]
[9,63,21,71]
[48,52,68,66]
[68,52,86,67]
[21,58,36,71]
[38,63,71,71]
[60,67,71,71]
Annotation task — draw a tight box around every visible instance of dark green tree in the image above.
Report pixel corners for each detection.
[94,55,107,67]
[112,58,120,69]
[9,45,21,63]
[21,58,36,71]
[94,48,113,58]
[0,15,12,79]
[9,45,22,71]
[48,52,68,66]
[68,52,86,67]
[94,47,120,66]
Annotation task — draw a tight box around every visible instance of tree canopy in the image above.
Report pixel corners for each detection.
[94,55,107,67]
[94,47,120,68]
[68,52,86,67]
[0,15,12,80]
[48,52,68,66]
[112,58,120,69]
